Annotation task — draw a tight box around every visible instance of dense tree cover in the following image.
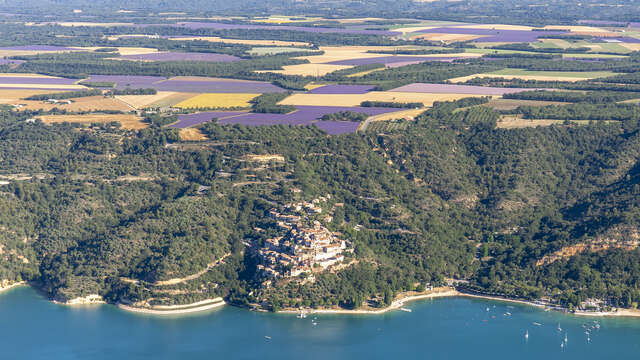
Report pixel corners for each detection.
[2,88,639,309]
[503,90,640,104]
[320,111,368,122]
[250,92,296,114]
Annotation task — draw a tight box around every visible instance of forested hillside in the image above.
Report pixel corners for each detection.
[1,96,639,309]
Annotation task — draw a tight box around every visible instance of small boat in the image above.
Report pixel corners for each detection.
[533,322,542,326]
[564,334,568,343]
[264,336,272,340]
[525,330,529,340]
[561,342,564,349]
[557,323,562,332]
[400,307,412,312]
[504,312,512,316]
[486,307,490,312]
[296,310,307,319]
[594,323,600,330]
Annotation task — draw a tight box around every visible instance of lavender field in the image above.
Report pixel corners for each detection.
[0,59,25,65]
[169,111,248,128]
[170,105,403,134]
[308,85,375,94]
[388,83,548,95]
[117,52,241,62]
[0,76,79,85]
[0,45,77,51]
[417,27,568,42]
[84,75,285,93]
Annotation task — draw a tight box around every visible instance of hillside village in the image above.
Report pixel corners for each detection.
[254,195,352,281]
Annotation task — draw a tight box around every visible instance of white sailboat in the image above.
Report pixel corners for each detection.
[525,330,529,340]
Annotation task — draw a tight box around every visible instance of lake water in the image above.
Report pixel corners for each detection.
[2,286,640,359]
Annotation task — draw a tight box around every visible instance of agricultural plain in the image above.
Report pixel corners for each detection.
[277,92,485,107]
[175,93,260,109]
[37,114,147,129]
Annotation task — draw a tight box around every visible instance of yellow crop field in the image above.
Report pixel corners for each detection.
[393,26,438,34]
[278,92,483,107]
[449,69,617,83]
[0,89,63,103]
[78,47,159,55]
[346,68,385,77]
[303,83,327,90]
[619,43,640,51]
[369,108,426,121]
[175,93,260,109]
[543,25,612,33]
[115,91,180,109]
[256,63,352,76]
[0,83,86,90]
[37,114,147,130]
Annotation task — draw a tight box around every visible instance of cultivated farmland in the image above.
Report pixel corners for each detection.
[116,52,241,62]
[37,114,147,129]
[174,93,260,109]
[277,92,481,107]
[449,69,619,83]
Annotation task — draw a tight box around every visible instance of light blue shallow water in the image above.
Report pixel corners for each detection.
[2,286,640,360]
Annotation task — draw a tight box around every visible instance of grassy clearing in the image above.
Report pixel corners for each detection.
[449,69,619,83]
[496,115,592,129]
[37,114,146,130]
[10,96,134,112]
[175,93,259,109]
[483,99,568,111]
[179,128,208,141]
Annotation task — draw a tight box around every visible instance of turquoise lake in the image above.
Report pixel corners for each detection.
[2,286,640,359]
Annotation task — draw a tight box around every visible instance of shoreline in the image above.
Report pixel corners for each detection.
[3,282,640,318]
[0,281,26,294]
[117,298,226,315]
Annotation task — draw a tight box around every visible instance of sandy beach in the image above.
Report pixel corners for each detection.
[117,298,226,315]
[0,281,26,294]
[280,288,460,315]
[54,294,106,306]
[279,287,640,318]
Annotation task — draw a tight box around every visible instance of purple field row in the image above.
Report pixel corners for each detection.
[174,22,399,36]
[117,52,241,62]
[602,37,640,43]
[84,75,286,93]
[388,83,550,95]
[0,76,79,85]
[0,59,25,65]
[170,105,403,133]
[418,27,568,42]
[328,55,465,66]
[169,111,248,128]
[0,45,77,51]
[308,85,375,94]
